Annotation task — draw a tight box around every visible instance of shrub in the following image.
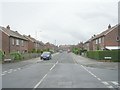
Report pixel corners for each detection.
[72,48,80,55]
[10,52,22,61]
[37,49,41,53]
[0,50,4,61]
[86,50,120,62]
[31,49,37,53]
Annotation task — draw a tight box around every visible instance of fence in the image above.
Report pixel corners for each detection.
[22,53,40,60]
[1,53,41,63]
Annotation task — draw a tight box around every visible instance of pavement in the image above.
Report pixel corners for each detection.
[72,53,118,70]
[1,52,119,89]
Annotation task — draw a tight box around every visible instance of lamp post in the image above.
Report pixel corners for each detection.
[35,30,42,51]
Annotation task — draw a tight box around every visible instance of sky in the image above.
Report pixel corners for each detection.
[0,0,119,45]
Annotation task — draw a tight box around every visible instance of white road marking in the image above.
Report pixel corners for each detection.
[1,73,5,76]
[7,71,12,73]
[111,81,119,86]
[33,61,58,89]
[3,71,7,73]
[80,64,115,88]
[14,69,17,72]
[9,69,13,71]
[50,61,58,71]
[102,82,109,86]
[107,86,114,88]
[50,64,55,71]
[17,68,21,70]
[97,78,101,81]
[55,61,58,65]
[81,65,97,78]
[2,68,22,75]
[34,74,47,89]
[93,75,97,78]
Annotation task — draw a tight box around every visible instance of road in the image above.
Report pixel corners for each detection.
[2,52,119,89]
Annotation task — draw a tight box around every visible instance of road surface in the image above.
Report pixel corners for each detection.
[2,52,119,89]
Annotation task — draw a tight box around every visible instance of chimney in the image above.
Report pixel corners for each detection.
[6,25,10,29]
[28,35,31,37]
[108,24,111,29]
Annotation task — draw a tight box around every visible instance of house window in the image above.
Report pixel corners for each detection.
[21,40,24,46]
[116,36,120,42]
[12,38,15,45]
[16,39,20,45]
[95,39,98,44]
[99,38,101,43]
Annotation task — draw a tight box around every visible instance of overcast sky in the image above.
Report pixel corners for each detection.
[0,0,119,45]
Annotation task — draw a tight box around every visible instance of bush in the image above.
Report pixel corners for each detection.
[72,48,80,55]
[31,49,37,53]
[37,49,41,53]
[0,50,4,61]
[86,50,120,62]
[10,52,22,61]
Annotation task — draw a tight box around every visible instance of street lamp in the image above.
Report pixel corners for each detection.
[35,30,42,51]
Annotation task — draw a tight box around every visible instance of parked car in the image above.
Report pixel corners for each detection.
[40,52,52,60]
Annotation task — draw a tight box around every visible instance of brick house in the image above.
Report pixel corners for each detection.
[84,24,120,51]
[0,25,28,54]
[37,41,45,50]
[92,24,120,50]
[23,35,37,52]
[84,38,93,51]
[44,42,58,52]
[24,35,45,52]
[75,42,84,49]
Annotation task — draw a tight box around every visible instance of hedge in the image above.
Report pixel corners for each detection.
[0,50,4,61]
[86,50,120,62]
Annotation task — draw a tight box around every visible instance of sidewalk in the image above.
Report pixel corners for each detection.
[71,53,118,70]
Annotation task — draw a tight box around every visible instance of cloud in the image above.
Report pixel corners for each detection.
[1,0,118,45]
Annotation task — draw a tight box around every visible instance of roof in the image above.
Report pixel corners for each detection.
[0,26,28,40]
[38,41,44,45]
[92,24,118,40]
[83,24,119,44]
[84,37,93,44]
[23,35,37,42]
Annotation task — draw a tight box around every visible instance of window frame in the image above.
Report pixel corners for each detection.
[16,39,20,46]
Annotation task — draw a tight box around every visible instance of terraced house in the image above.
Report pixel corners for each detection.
[84,24,120,51]
[0,25,28,54]
[24,35,45,52]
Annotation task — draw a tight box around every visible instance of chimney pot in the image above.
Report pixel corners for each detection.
[6,25,10,29]
[108,24,111,29]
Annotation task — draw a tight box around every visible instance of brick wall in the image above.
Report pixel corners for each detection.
[2,32,9,54]
[28,41,34,52]
[105,27,118,46]
[10,37,28,53]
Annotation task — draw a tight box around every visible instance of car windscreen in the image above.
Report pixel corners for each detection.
[42,52,50,56]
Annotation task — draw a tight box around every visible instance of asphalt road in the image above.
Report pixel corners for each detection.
[2,52,119,89]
